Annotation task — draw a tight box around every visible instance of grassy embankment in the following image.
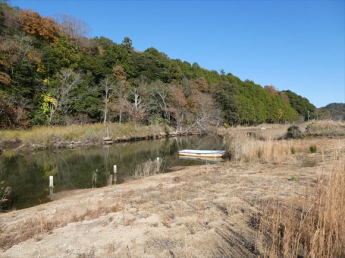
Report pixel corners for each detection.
[0,120,344,257]
[0,123,170,150]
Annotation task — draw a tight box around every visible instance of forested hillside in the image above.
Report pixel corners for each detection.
[319,103,345,121]
[0,3,315,130]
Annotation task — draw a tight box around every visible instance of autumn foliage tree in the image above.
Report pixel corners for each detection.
[19,10,60,43]
[264,85,279,95]
[0,98,28,128]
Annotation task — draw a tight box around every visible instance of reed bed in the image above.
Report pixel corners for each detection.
[223,130,300,164]
[256,154,345,258]
[0,123,166,148]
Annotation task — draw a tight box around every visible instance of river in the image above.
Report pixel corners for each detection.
[0,135,223,211]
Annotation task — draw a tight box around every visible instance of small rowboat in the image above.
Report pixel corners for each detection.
[178,149,226,158]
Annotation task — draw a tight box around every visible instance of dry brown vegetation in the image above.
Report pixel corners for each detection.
[305,120,345,136]
[222,123,345,257]
[0,123,168,150]
[256,151,344,257]
[0,123,344,257]
[223,130,297,163]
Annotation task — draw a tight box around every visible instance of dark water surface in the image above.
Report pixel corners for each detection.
[0,135,223,210]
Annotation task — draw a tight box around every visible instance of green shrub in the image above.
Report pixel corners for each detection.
[310,145,317,153]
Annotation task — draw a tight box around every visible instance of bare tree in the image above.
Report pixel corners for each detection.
[100,76,116,125]
[55,13,91,49]
[147,80,170,121]
[49,68,83,125]
[128,87,147,123]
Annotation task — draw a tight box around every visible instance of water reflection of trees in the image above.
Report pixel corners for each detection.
[0,135,223,210]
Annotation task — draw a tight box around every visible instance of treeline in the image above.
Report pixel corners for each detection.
[0,3,316,130]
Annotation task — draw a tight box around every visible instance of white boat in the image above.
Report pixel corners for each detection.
[178,149,226,158]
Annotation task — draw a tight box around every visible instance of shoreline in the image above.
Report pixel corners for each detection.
[0,123,207,152]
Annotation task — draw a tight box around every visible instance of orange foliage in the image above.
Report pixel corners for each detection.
[0,99,28,128]
[170,86,187,107]
[113,66,127,81]
[19,11,60,42]
[186,93,198,114]
[194,77,208,92]
[0,72,11,85]
[264,85,279,95]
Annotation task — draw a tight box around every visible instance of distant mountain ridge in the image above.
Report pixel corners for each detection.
[320,103,345,120]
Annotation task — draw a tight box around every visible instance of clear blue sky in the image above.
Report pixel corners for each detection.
[11,0,345,107]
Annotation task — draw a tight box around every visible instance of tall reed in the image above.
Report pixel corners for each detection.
[223,130,295,164]
[257,156,345,257]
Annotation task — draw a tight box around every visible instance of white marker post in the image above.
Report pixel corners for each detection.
[113,165,117,184]
[49,176,54,195]
[49,176,54,187]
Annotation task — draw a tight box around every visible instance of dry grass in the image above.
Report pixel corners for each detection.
[219,120,345,140]
[0,123,167,149]
[223,124,345,257]
[223,122,345,164]
[256,154,345,258]
[223,129,298,163]
[0,202,121,250]
[218,123,290,140]
[305,120,345,136]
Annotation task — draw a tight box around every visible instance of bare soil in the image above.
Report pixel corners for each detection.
[0,138,343,258]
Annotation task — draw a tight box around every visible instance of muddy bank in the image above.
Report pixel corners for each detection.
[0,131,199,152]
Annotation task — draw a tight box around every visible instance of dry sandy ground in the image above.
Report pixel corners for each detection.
[0,138,343,258]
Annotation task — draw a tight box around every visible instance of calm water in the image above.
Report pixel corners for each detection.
[0,135,223,210]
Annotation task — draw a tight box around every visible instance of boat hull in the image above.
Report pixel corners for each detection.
[178,150,225,158]
[179,156,224,163]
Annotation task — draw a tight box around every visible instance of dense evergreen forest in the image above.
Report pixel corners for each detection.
[0,3,317,130]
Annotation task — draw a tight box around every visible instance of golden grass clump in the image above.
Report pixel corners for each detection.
[223,129,295,164]
[305,120,345,136]
[257,156,345,258]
